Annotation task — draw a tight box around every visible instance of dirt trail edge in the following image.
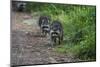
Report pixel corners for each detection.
[11,12,79,66]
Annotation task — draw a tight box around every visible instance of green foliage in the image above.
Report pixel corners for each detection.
[26,2,96,60]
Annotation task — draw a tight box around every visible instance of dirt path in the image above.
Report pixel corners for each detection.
[11,11,78,66]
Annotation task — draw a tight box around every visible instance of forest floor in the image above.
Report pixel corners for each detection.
[11,11,80,66]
